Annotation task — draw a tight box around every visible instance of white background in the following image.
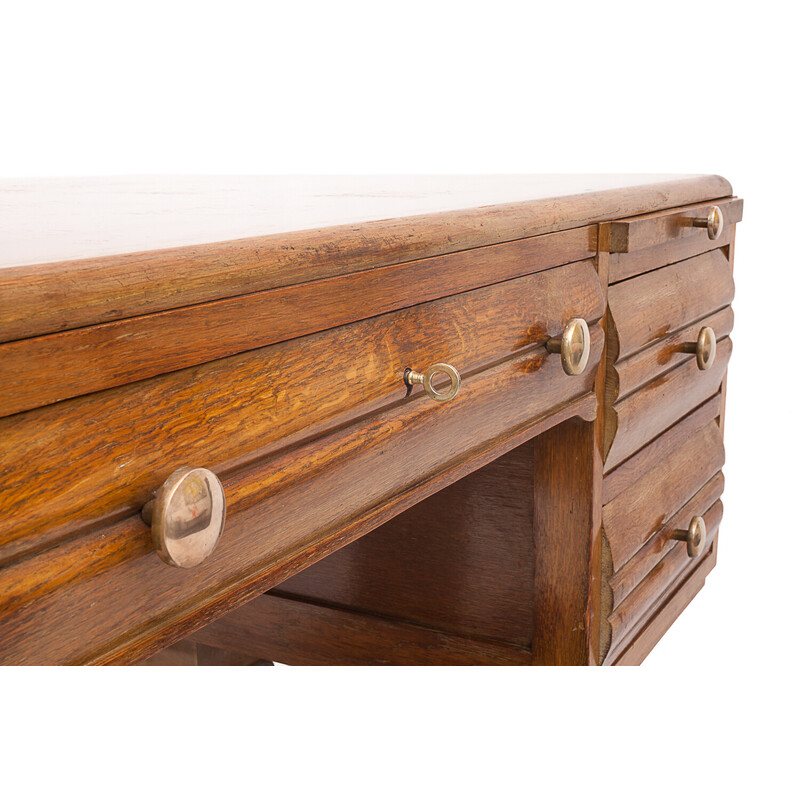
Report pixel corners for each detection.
[2,1,797,797]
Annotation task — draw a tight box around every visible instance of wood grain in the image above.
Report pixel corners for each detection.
[599,401,723,663]
[611,545,718,665]
[606,516,718,661]
[192,594,532,666]
[197,419,600,666]
[0,179,740,667]
[0,228,594,417]
[605,336,731,470]
[609,491,723,608]
[0,174,731,342]
[0,328,601,664]
[719,227,736,440]
[611,307,734,402]
[603,418,724,571]
[268,440,538,648]
[530,417,600,665]
[0,263,604,563]
[604,198,743,253]
[606,223,733,284]
[587,230,612,667]
[603,393,722,505]
[607,249,734,362]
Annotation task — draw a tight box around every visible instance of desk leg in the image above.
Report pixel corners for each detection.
[530,417,601,665]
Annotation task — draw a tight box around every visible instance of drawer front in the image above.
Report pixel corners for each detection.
[606,336,731,470]
[600,397,724,664]
[607,249,734,361]
[0,226,596,417]
[0,260,603,563]
[604,197,743,282]
[604,242,734,470]
[0,262,604,664]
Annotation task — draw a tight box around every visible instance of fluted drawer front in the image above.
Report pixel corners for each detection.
[603,225,734,470]
[607,248,734,362]
[600,398,725,664]
[0,260,604,565]
[605,336,731,470]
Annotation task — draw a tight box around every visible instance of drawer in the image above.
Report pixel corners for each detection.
[603,197,743,282]
[0,226,595,417]
[0,260,603,562]
[607,249,734,361]
[604,248,734,469]
[600,396,724,664]
[0,262,604,664]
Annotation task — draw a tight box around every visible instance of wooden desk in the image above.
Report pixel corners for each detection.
[0,175,741,665]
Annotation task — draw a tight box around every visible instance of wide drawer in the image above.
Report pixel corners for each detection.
[0,262,604,664]
[600,396,724,664]
[0,226,595,417]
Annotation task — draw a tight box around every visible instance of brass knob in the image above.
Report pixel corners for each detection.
[680,326,716,370]
[142,467,226,568]
[404,362,461,402]
[546,318,591,376]
[671,515,707,559]
[690,205,723,240]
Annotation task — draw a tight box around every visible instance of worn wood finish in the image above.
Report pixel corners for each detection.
[530,418,600,665]
[612,545,718,666]
[0,263,603,563]
[193,593,532,666]
[197,420,601,666]
[588,230,612,666]
[603,418,724,570]
[0,228,594,417]
[605,336,730,469]
[0,176,739,666]
[719,228,736,440]
[612,307,734,402]
[0,175,731,343]
[240,419,600,666]
[268,441,538,647]
[607,249,734,362]
[603,394,722,505]
[606,222,734,284]
[0,330,601,665]
[609,492,723,609]
[604,198,743,254]
[606,518,718,663]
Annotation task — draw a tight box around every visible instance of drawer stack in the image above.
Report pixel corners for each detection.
[599,199,742,664]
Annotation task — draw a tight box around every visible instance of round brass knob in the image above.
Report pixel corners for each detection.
[671,515,707,559]
[546,318,591,376]
[690,205,723,240]
[681,326,716,370]
[404,362,461,402]
[142,467,226,568]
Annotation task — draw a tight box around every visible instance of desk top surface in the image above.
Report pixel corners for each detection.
[0,174,733,343]
[0,174,731,270]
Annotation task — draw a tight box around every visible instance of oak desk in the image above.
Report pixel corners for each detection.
[0,176,741,665]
